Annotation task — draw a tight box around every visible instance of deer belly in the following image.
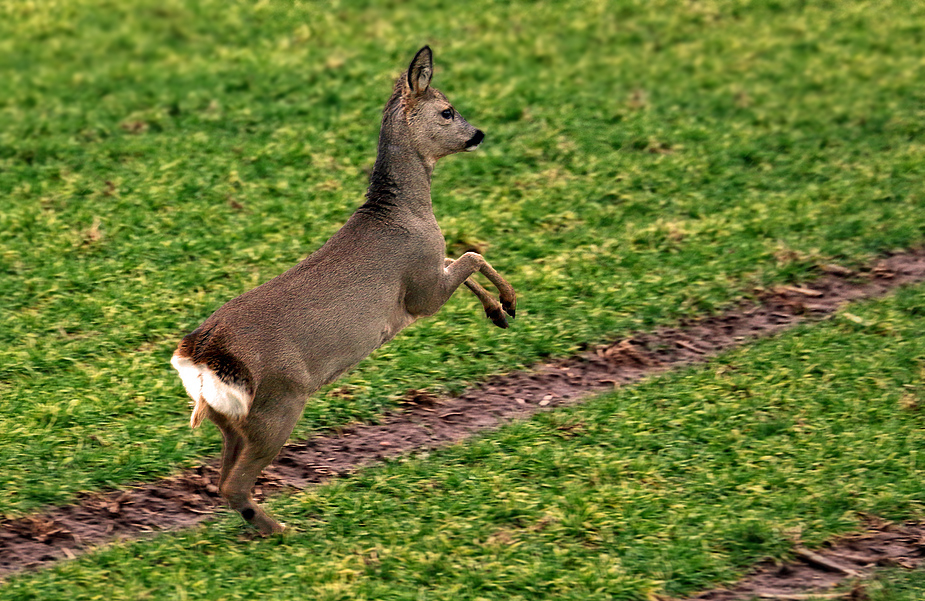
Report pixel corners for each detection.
[310,310,416,388]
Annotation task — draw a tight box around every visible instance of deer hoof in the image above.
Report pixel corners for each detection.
[254,516,286,536]
[502,298,516,319]
[485,306,509,329]
[241,506,286,536]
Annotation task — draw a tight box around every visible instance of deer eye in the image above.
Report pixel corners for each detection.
[441,108,454,119]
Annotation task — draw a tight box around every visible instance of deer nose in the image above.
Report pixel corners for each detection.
[465,130,484,151]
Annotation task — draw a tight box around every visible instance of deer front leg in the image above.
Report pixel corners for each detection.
[443,252,516,320]
[444,258,509,328]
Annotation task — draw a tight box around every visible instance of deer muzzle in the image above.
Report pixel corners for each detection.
[465,130,485,152]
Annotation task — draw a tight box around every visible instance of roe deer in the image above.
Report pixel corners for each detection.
[171,46,516,534]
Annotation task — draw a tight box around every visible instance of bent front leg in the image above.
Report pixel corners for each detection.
[444,258,509,328]
[443,252,517,319]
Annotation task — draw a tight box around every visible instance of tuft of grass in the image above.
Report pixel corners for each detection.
[2,0,925,514]
[2,279,923,600]
[855,568,925,601]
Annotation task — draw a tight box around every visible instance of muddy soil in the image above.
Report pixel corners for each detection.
[2,250,925,581]
[682,518,925,600]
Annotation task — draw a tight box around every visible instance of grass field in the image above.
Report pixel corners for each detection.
[1,0,924,597]
[2,273,923,599]
[2,0,924,517]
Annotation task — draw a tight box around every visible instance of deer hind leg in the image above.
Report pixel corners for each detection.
[444,258,509,328]
[218,389,305,535]
[205,406,245,493]
[444,252,517,319]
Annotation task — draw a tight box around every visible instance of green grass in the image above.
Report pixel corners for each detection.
[2,268,924,599]
[2,0,925,515]
[850,568,925,601]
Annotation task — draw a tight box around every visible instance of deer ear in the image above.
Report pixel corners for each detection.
[407,46,433,96]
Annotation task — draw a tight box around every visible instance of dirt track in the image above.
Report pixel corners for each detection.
[683,517,924,600]
[3,250,925,592]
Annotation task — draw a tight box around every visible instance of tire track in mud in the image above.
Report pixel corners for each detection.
[2,250,925,580]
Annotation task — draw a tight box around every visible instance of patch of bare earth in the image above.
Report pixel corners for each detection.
[2,250,925,583]
[680,517,925,601]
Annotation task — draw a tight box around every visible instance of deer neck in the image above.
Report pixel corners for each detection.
[362,104,435,221]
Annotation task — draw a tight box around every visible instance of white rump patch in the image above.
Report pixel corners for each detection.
[171,353,252,420]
